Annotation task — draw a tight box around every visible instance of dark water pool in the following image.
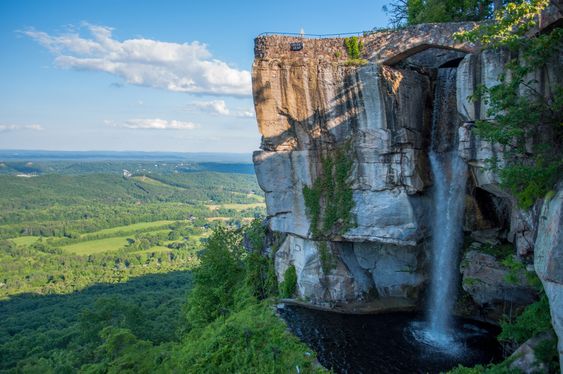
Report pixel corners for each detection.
[279,305,502,374]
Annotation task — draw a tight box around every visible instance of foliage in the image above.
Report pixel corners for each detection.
[343,36,368,65]
[498,294,553,344]
[534,336,560,373]
[303,144,355,238]
[499,254,540,288]
[242,218,278,300]
[383,0,494,27]
[499,293,560,371]
[451,292,559,373]
[455,0,563,208]
[178,224,323,373]
[480,242,514,259]
[1,221,324,373]
[185,226,245,328]
[0,163,320,372]
[0,271,192,372]
[454,0,549,47]
[169,302,323,373]
[0,236,199,299]
[279,265,298,299]
[344,36,362,59]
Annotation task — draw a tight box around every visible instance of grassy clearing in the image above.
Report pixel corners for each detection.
[132,176,175,188]
[134,246,173,254]
[9,236,41,245]
[62,236,130,255]
[207,202,265,211]
[81,220,177,238]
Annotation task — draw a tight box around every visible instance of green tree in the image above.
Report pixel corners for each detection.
[455,0,563,208]
[185,226,246,328]
[279,265,297,298]
[384,0,494,27]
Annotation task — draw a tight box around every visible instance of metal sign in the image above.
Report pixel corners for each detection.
[290,42,303,51]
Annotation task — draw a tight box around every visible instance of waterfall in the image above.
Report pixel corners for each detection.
[426,67,468,344]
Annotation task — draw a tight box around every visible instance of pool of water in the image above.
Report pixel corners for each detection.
[279,305,503,374]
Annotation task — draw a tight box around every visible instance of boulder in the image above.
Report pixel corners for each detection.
[509,332,556,374]
[460,250,538,320]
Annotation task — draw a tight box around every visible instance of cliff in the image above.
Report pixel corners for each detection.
[251,20,562,364]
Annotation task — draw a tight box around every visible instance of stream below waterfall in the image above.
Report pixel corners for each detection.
[279,305,502,374]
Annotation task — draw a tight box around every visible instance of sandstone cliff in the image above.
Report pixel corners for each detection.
[251,21,562,362]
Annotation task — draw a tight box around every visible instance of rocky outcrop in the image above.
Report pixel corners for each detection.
[534,186,563,367]
[253,43,437,304]
[252,22,562,334]
[460,248,538,320]
[508,332,558,374]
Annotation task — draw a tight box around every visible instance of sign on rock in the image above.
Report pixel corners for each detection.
[290,42,303,51]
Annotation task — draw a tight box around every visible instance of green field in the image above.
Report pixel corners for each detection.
[81,220,177,238]
[9,236,41,245]
[62,236,131,254]
[208,202,265,211]
[133,245,175,255]
[132,175,176,188]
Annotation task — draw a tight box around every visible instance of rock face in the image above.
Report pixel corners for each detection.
[460,249,537,321]
[508,332,557,374]
[253,42,438,305]
[251,24,562,349]
[534,187,563,367]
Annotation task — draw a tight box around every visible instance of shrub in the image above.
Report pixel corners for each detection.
[499,295,553,344]
[344,36,361,59]
[279,265,297,298]
[185,226,245,328]
[303,143,355,238]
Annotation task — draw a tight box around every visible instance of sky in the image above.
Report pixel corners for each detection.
[0,0,389,153]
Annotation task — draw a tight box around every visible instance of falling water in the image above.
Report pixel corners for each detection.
[425,67,468,346]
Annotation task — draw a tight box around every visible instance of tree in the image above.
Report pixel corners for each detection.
[384,0,495,27]
[185,226,245,328]
[455,0,563,208]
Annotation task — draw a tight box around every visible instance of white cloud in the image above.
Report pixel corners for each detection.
[108,118,199,130]
[193,100,255,118]
[22,23,251,96]
[0,124,44,132]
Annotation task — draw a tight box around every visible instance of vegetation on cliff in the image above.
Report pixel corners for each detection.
[344,36,368,65]
[303,144,355,239]
[178,222,322,373]
[455,0,562,208]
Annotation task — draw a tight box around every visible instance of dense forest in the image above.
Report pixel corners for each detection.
[0,160,320,371]
[0,221,322,373]
[0,160,321,373]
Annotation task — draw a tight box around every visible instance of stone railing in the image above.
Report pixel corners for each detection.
[254,22,479,64]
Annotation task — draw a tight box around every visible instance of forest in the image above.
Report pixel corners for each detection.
[0,160,320,373]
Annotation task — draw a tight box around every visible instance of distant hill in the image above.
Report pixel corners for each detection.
[0,150,252,163]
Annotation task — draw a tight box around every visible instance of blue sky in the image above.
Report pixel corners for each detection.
[0,0,388,153]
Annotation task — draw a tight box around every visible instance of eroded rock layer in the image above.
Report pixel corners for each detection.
[251,26,562,346]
